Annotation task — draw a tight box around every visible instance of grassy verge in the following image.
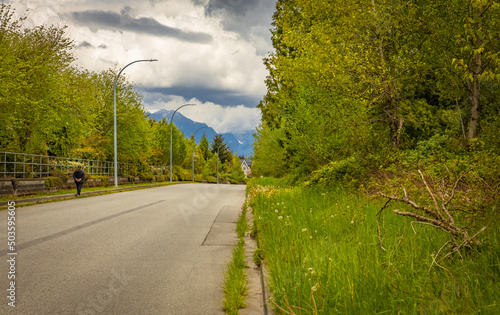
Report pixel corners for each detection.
[248,178,500,314]
[222,205,249,314]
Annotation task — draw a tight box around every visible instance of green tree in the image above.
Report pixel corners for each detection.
[198,133,210,161]
[417,0,500,140]
[210,134,232,165]
[0,4,76,154]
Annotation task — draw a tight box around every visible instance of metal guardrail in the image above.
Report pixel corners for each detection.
[0,151,167,178]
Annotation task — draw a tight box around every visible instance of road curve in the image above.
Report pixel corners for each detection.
[1,183,246,314]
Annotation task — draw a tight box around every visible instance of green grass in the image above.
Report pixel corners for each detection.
[222,206,249,314]
[248,178,500,314]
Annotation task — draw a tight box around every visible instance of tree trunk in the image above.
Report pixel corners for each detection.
[468,6,484,140]
[468,56,480,139]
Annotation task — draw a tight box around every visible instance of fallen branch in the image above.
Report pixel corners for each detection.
[377,169,487,266]
[392,209,460,236]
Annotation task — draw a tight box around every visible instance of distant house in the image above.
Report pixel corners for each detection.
[240,159,253,178]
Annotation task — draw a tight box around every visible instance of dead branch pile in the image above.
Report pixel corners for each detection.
[377,170,487,266]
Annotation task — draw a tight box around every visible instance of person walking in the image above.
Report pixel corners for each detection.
[73,165,85,196]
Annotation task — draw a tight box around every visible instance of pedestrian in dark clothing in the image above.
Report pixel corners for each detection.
[73,165,85,196]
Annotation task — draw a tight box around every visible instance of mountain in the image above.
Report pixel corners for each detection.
[148,109,254,157]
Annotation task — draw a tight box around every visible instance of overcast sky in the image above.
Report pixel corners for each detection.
[10,0,275,134]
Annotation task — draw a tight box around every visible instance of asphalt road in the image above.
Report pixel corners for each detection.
[0,183,246,314]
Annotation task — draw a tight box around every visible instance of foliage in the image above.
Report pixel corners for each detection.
[0,4,249,183]
[210,134,232,165]
[45,177,61,188]
[93,176,109,187]
[205,175,217,183]
[304,156,366,188]
[255,0,500,185]
[222,240,248,313]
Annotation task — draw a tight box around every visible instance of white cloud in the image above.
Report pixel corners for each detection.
[9,0,272,134]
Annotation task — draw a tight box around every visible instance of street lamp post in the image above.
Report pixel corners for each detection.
[217,142,223,184]
[170,104,196,183]
[192,126,208,182]
[114,59,157,187]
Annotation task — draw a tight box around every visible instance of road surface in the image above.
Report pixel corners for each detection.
[0,183,246,314]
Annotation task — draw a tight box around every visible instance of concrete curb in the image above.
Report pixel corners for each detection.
[1,182,178,207]
[238,207,273,315]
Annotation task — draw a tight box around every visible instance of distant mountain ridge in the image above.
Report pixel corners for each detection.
[148,109,254,157]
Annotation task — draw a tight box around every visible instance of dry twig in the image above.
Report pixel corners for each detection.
[377,169,487,267]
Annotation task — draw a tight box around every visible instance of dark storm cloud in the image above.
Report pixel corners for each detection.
[143,86,261,108]
[202,0,261,16]
[192,0,274,51]
[76,41,93,48]
[70,9,213,44]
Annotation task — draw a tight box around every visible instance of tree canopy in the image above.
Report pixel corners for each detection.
[253,0,500,182]
[0,4,245,182]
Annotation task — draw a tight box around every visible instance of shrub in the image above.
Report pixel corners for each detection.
[194,174,204,182]
[156,175,166,182]
[138,172,154,182]
[93,176,108,187]
[304,156,369,188]
[205,175,217,183]
[49,169,70,188]
[45,176,61,188]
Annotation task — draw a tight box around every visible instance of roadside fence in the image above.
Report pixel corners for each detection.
[0,151,168,178]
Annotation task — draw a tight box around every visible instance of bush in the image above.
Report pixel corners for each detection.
[139,172,154,182]
[45,176,61,188]
[304,156,365,188]
[49,169,70,188]
[194,174,204,182]
[93,176,108,187]
[156,175,166,182]
[173,166,191,181]
[205,175,217,183]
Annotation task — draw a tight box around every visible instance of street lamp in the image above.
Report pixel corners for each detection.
[192,126,208,182]
[170,103,196,182]
[114,59,157,187]
[217,141,224,185]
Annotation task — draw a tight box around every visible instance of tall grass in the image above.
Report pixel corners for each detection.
[222,206,249,314]
[249,179,500,314]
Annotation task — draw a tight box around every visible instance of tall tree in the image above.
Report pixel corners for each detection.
[210,134,232,165]
[418,0,500,139]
